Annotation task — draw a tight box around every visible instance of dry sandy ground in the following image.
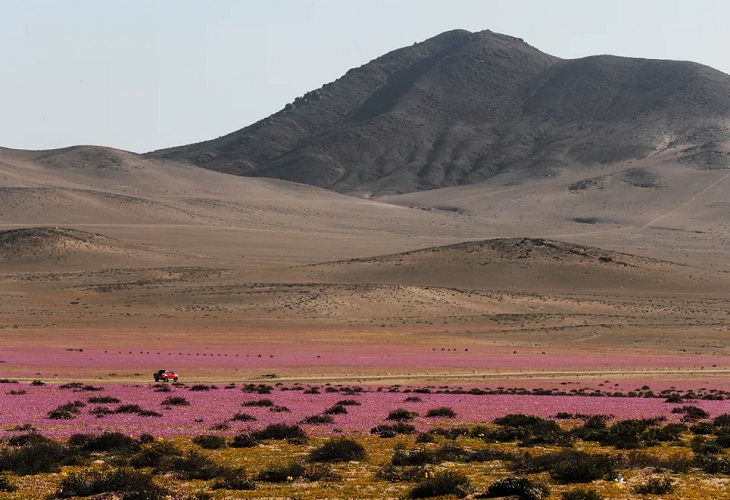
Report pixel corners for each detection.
[1,145,730,389]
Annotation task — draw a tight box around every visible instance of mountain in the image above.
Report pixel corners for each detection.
[148,29,730,196]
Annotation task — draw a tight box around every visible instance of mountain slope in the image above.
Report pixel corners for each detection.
[149,29,730,196]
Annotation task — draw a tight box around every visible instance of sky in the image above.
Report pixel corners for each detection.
[2,0,730,154]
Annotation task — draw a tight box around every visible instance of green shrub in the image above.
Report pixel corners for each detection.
[211,466,256,490]
[87,396,120,404]
[482,476,550,499]
[371,423,417,438]
[257,460,305,482]
[336,399,361,406]
[308,438,366,462]
[192,435,227,450]
[409,470,471,498]
[562,487,603,500]
[252,423,307,441]
[7,433,52,447]
[230,412,256,421]
[324,404,348,415]
[160,396,189,406]
[55,467,166,498]
[387,408,418,421]
[231,433,260,448]
[0,439,70,475]
[168,450,222,480]
[0,474,16,492]
[633,475,674,494]
[425,407,457,418]
[300,414,335,425]
[242,398,274,407]
[129,441,184,468]
[77,432,141,454]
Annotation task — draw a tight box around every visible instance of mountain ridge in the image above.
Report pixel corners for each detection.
[147,29,730,196]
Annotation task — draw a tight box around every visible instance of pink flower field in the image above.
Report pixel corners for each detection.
[2,381,729,439]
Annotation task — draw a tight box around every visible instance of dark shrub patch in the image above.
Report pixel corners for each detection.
[425,407,456,418]
[139,434,155,444]
[371,423,417,437]
[79,432,141,454]
[0,439,69,475]
[308,438,366,462]
[0,474,16,492]
[55,467,166,498]
[242,398,274,407]
[252,423,307,441]
[8,389,26,395]
[714,414,730,428]
[31,380,45,386]
[336,399,361,406]
[511,450,617,483]
[691,422,716,435]
[231,433,260,448]
[231,412,256,422]
[192,434,227,450]
[269,405,291,413]
[130,441,184,468]
[633,475,674,494]
[154,384,172,392]
[671,405,709,422]
[189,384,212,391]
[167,450,222,480]
[376,465,432,482]
[404,396,422,402]
[139,409,163,417]
[58,382,85,390]
[409,470,471,498]
[257,460,305,482]
[7,433,52,447]
[88,396,120,404]
[160,396,190,406]
[212,466,256,490]
[387,408,418,421]
[47,401,85,420]
[88,406,114,418]
[324,404,348,415]
[301,414,335,425]
[115,404,144,414]
[561,487,603,500]
[481,476,550,499]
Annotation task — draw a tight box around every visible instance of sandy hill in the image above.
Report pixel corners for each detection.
[300,237,728,294]
[0,227,190,270]
[148,29,730,196]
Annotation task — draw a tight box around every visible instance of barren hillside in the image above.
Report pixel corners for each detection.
[149,29,730,196]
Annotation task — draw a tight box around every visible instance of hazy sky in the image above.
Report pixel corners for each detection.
[3,0,729,153]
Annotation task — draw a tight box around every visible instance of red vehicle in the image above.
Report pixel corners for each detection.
[154,369,178,382]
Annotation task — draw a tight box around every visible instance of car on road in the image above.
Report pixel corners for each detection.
[154,369,178,382]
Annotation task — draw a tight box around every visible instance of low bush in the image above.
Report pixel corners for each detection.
[242,398,274,407]
[7,433,52,447]
[0,474,17,492]
[89,406,114,418]
[561,487,603,500]
[336,399,361,406]
[387,408,418,421]
[409,470,472,498]
[192,435,227,450]
[300,414,335,425]
[115,404,144,414]
[87,396,120,404]
[672,405,710,422]
[230,412,256,422]
[510,450,617,483]
[324,404,348,415]
[257,460,305,482]
[160,396,190,406]
[481,476,550,500]
[167,450,222,480]
[212,466,256,491]
[189,384,212,391]
[371,423,417,437]
[76,432,140,454]
[0,439,69,475]
[252,423,307,441]
[633,475,674,494]
[55,467,166,498]
[308,438,366,462]
[47,401,86,420]
[425,406,457,418]
[231,433,260,448]
[376,465,432,482]
[130,441,184,468]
